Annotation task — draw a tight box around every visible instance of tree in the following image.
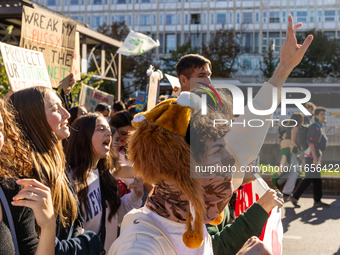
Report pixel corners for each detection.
[260,47,279,78]
[202,29,241,78]
[290,30,336,78]
[161,41,198,76]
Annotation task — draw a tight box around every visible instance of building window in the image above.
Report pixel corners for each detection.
[71,16,79,20]
[202,33,207,45]
[47,0,56,5]
[210,13,214,24]
[93,0,102,4]
[229,13,233,23]
[104,16,108,24]
[282,11,286,22]
[177,14,181,24]
[166,0,176,2]
[111,16,114,24]
[309,11,314,22]
[255,12,259,23]
[242,33,253,53]
[135,15,139,25]
[141,15,150,25]
[243,12,253,23]
[80,16,84,23]
[269,32,280,52]
[269,12,280,23]
[324,31,335,39]
[210,33,215,42]
[317,10,322,22]
[177,33,181,46]
[255,32,259,53]
[297,11,307,22]
[338,10,340,21]
[166,15,176,25]
[153,15,156,25]
[93,16,102,26]
[324,10,335,21]
[236,13,240,23]
[191,14,201,24]
[87,16,91,26]
[217,14,226,24]
[159,34,163,54]
[141,0,150,2]
[117,0,126,3]
[262,32,267,52]
[70,0,78,4]
[203,13,207,24]
[185,14,188,24]
[128,15,132,25]
[118,15,125,22]
[263,12,267,23]
[160,14,164,25]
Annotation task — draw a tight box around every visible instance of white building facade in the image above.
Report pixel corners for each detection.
[31,0,340,77]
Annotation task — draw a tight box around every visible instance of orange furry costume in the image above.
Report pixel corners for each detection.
[128,92,232,249]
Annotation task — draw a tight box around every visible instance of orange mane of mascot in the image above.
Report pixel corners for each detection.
[128,92,223,249]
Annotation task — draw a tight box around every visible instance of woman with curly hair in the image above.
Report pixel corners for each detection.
[9,87,101,255]
[0,98,55,255]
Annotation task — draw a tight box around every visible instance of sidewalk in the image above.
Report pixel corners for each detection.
[282,195,340,255]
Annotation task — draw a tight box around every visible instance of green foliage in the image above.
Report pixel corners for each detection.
[161,41,198,75]
[70,71,103,106]
[290,30,337,78]
[260,48,279,78]
[0,56,10,98]
[202,29,241,78]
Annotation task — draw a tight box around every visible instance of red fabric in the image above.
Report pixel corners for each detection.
[117,179,131,198]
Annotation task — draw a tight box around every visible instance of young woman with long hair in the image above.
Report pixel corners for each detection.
[9,86,101,254]
[0,98,55,255]
[65,113,143,253]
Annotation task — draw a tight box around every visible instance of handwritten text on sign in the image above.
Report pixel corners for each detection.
[78,84,114,113]
[20,6,76,88]
[0,43,51,91]
[136,92,147,112]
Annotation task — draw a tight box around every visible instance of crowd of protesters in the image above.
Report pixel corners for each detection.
[0,15,315,255]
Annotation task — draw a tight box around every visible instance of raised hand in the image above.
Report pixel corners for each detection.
[129,177,144,198]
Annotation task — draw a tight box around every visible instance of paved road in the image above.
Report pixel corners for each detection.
[282,195,340,255]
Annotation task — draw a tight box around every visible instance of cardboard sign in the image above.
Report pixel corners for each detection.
[147,72,161,111]
[136,92,147,112]
[78,84,114,113]
[0,42,51,91]
[164,73,181,97]
[73,31,81,81]
[20,6,76,88]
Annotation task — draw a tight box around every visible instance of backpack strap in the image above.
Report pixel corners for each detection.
[0,186,20,255]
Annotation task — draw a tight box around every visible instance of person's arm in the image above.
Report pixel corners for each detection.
[309,144,318,165]
[291,126,298,148]
[223,15,312,179]
[54,232,101,255]
[117,180,143,225]
[236,237,272,255]
[12,179,55,255]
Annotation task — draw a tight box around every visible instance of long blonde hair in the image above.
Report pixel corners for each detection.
[9,87,77,229]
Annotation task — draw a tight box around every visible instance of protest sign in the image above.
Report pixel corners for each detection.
[136,92,147,112]
[72,31,81,81]
[235,180,283,255]
[0,42,51,91]
[20,6,76,88]
[164,73,181,97]
[78,84,114,112]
